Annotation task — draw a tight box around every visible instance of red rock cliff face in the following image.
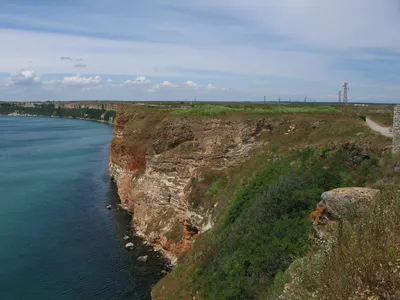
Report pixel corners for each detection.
[109,110,280,261]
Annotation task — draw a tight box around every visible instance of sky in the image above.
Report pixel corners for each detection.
[1,0,400,102]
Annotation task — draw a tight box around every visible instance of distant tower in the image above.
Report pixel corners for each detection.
[338,91,342,103]
[343,82,349,104]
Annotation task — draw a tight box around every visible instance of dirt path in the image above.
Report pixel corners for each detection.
[366,117,393,138]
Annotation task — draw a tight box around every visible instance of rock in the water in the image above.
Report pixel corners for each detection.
[123,235,130,241]
[125,242,134,250]
[106,205,112,209]
[137,255,148,262]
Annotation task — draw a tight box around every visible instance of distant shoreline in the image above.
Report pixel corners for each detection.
[0,113,115,126]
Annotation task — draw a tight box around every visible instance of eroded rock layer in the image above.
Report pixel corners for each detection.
[109,110,284,260]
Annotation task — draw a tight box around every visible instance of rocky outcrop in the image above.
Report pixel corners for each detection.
[109,110,287,261]
[310,187,380,236]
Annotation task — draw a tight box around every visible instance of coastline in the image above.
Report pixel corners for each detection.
[1,112,173,293]
[0,113,115,126]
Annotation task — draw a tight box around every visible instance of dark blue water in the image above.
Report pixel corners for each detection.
[0,116,163,300]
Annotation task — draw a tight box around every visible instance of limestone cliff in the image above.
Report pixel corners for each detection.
[109,110,288,260]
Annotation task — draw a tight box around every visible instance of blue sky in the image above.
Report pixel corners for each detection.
[1,0,400,102]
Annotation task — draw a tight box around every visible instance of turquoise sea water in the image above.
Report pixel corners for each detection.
[0,116,163,300]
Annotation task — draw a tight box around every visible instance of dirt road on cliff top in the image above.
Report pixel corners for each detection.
[366,117,393,138]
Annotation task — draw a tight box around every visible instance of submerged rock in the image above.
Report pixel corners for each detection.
[137,255,148,262]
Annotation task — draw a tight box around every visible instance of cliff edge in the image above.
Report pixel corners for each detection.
[109,109,289,260]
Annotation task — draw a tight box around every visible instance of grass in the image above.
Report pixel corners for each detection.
[172,105,235,116]
[278,187,400,300]
[205,180,223,197]
[171,104,338,117]
[115,103,394,300]
[367,112,393,127]
[252,106,338,114]
[153,144,388,300]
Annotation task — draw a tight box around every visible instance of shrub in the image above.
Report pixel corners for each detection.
[358,114,367,121]
[192,148,343,300]
[279,188,400,300]
[205,180,223,197]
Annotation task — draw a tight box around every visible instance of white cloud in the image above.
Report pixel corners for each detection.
[122,76,150,85]
[151,80,176,90]
[46,74,102,87]
[206,83,217,89]
[185,80,198,88]
[60,56,72,60]
[7,70,41,86]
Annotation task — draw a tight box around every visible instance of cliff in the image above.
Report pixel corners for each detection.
[109,109,290,260]
[107,104,395,299]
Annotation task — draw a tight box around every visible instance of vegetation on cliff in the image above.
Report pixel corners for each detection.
[278,187,400,299]
[154,143,394,299]
[171,104,338,117]
[146,104,397,300]
[106,103,396,299]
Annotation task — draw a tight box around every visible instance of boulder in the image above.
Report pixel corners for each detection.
[393,161,400,173]
[106,205,112,210]
[123,235,130,241]
[125,242,134,250]
[310,187,380,237]
[319,187,379,219]
[137,255,148,262]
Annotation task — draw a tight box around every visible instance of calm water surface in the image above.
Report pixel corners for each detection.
[0,116,163,300]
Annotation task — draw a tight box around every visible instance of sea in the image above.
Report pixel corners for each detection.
[0,116,163,300]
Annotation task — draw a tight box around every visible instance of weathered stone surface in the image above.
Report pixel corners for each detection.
[137,255,148,262]
[109,111,285,261]
[310,187,380,236]
[319,187,380,218]
[125,242,134,250]
[394,162,400,173]
[393,105,400,153]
